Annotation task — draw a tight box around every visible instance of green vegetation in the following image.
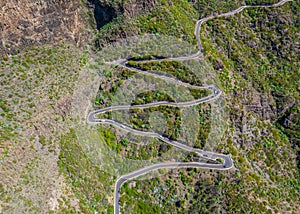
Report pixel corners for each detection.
[201,2,299,94]
[201,0,299,163]
[135,0,198,44]
[131,90,175,105]
[95,0,300,213]
[0,44,83,165]
[193,0,282,18]
[58,129,114,213]
[0,45,81,126]
[195,103,212,149]
[3,0,297,213]
[97,126,172,160]
[127,60,203,86]
[0,44,87,212]
[128,54,167,61]
[193,0,242,18]
[120,169,221,213]
[129,106,181,140]
[188,88,210,99]
[94,66,136,108]
[95,0,198,49]
[119,138,172,161]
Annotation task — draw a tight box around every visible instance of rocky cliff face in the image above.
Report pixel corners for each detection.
[89,0,159,48]
[0,0,88,55]
[0,0,158,55]
[122,0,158,17]
[87,0,122,30]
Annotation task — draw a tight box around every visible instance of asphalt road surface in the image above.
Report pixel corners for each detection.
[86,0,292,213]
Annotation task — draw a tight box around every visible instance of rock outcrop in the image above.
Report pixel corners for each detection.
[0,0,88,55]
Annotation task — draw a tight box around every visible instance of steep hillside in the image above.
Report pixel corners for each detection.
[200,0,299,171]
[85,0,299,213]
[0,0,92,212]
[0,0,88,55]
[0,0,299,213]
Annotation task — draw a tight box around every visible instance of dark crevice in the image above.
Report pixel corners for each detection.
[88,0,122,30]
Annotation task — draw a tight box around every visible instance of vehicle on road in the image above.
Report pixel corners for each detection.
[86,1,291,213]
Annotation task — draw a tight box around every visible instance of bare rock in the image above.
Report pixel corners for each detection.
[0,0,89,55]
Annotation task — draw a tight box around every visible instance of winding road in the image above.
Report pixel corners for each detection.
[86,0,292,213]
